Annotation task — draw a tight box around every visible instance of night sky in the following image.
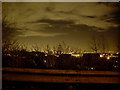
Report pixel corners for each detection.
[2,2,120,52]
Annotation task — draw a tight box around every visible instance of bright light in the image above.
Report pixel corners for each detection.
[35,54,38,56]
[107,56,110,60]
[7,54,11,56]
[100,54,103,57]
[72,54,80,57]
[44,60,46,63]
[88,67,95,70]
[114,65,118,68]
[55,55,59,57]
[116,52,119,54]
[91,67,94,70]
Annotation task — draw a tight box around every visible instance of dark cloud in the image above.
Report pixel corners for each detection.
[97,2,120,7]
[31,19,106,34]
[97,3,120,28]
[70,24,93,30]
[97,2,120,23]
[40,19,74,25]
[50,9,97,19]
[100,8,120,26]
[70,24,105,32]
[82,15,97,18]
[107,9,120,24]
[57,10,97,19]
[59,11,73,14]
[29,19,74,25]
[45,7,54,12]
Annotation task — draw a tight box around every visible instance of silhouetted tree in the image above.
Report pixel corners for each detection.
[2,15,17,42]
[53,46,56,54]
[46,44,52,54]
[90,35,100,53]
[117,30,120,52]
[99,35,107,53]
[32,44,41,52]
[57,43,63,54]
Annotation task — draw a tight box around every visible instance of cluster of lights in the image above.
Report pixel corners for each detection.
[113,65,119,68]
[100,53,119,60]
[107,56,110,60]
[90,67,95,70]
[43,60,47,63]
[100,55,111,60]
[54,55,59,57]
[100,54,104,57]
[71,54,80,57]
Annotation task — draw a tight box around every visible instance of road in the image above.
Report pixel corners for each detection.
[2,67,120,84]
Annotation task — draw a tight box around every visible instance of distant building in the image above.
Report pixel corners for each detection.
[58,54,72,69]
[45,55,57,68]
[83,53,100,68]
[83,53,100,60]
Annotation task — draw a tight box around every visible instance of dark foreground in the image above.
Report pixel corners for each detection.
[3,81,120,90]
[2,67,120,90]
